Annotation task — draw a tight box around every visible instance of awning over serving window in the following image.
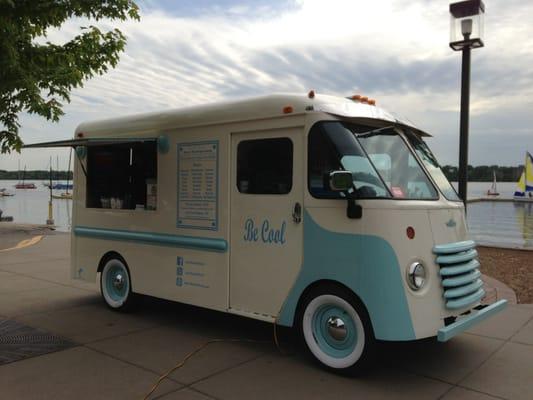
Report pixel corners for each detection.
[23,136,166,179]
[22,137,158,148]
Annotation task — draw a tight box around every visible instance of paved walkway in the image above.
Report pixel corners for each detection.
[0,234,532,400]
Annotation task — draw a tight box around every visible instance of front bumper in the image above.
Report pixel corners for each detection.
[437,299,508,342]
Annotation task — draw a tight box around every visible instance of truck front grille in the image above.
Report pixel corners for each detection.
[433,240,484,310]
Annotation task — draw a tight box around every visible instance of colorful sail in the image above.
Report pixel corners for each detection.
[514,172,526,197]
[526,152,533,192]
[514,151,533,200]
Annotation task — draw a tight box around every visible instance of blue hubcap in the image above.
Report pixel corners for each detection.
[105,264,129,302]
[312,304,357,358]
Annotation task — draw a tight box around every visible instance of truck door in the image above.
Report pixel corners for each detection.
[230,128,303,318]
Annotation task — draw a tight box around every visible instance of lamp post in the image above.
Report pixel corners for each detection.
[449,0,485,206]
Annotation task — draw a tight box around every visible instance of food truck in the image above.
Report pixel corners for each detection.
[25,93,507,373]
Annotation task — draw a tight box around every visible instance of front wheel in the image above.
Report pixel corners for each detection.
[100,258,137,311]
[297,286,374,374]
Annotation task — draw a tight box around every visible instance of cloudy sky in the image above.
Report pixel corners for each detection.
[1,0,532,171]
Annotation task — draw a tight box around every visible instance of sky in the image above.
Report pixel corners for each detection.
[1,0,533,171]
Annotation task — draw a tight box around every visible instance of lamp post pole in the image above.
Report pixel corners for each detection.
[458,45,471,206]
[449,0,485,208]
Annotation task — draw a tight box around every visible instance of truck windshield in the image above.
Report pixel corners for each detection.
[404,130,461,201]
[308,122,440,200]
[349,126,438,200]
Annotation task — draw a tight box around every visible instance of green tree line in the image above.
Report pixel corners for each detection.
[441,165,523,182]
[0,170,72,180]
[1,166,524,183]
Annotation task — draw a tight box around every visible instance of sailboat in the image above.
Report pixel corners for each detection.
[14,164,36,189]
[513,151,533,202]
[486,170,499,196]
[0,188,15,197]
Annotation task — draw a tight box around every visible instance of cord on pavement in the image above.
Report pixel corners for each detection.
[142,319,290,400]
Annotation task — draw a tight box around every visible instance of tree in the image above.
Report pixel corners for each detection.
[0,0,140,153]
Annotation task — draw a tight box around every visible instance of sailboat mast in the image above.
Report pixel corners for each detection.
[49,157,53,202]
[66,149,72,195]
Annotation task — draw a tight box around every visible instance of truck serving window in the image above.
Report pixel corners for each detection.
[308,122,390,199]
[86,142,157,209]
[237,138,293,194]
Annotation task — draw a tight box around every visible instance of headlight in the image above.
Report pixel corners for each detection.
[407,262,426,290]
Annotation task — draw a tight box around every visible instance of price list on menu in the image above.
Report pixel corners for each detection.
[177,141,218,230]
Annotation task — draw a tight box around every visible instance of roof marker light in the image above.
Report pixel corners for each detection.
[351,94,362,101]
[360,96,369,103]
[368,99,376,106]
[283,106,294,114]
[308,90,315,99]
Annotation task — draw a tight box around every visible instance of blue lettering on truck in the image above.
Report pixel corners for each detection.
[243,218,286,244]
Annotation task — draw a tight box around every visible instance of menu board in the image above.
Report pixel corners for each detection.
[177,141,218,230]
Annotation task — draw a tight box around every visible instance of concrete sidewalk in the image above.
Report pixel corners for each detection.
[0,234,532,400]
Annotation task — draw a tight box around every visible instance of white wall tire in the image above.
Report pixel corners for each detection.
[298,286,374,373]
[100,258,134,311]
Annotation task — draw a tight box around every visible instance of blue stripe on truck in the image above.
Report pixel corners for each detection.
[73,226,228,252]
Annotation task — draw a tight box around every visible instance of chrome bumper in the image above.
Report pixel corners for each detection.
[437,299,508,342]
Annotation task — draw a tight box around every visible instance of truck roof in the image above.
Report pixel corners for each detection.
[75,93,430,137]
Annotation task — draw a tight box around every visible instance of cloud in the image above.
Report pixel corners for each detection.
[2,0,533,171]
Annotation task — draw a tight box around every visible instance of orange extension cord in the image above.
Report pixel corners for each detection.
[142,319,286,400]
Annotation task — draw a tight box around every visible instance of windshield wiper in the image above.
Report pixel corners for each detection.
[356,126,396,139]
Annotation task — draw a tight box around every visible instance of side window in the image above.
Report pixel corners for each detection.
[308,125,343,199]
[86,142,157,209]
[308,122,391,199]
[237,138,293,194]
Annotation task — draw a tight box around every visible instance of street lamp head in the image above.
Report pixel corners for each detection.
[450,0,485,51]
[461,19,473,38]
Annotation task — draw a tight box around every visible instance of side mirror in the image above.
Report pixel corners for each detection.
[327,170,363,220]
[328,170,353,191]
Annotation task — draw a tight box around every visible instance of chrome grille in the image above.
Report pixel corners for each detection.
[433,240,484,310]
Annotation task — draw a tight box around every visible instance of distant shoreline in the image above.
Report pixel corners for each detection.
[1,178,519,182]
[0,171,72,180]
[0,172,520,183]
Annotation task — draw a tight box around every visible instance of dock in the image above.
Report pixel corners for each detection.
[467,197,516,203]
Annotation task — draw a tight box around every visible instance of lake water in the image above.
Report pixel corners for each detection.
[457,181,533,249]
[0,180,72,232]
[1,180,531,249]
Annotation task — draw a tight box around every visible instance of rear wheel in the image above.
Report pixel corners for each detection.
[100,258,137,311]
[297,285,374,374]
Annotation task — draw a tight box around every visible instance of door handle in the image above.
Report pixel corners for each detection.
[292,202,302,223]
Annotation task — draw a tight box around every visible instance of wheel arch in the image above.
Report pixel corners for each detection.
[97,251,128,274]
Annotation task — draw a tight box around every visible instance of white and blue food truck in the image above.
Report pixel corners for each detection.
[26,93,507,373]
